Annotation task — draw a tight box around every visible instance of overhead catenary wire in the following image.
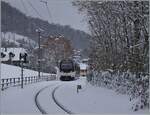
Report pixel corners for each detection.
[20,0,28,39]
[46,2,53,23]
[26,0,45,78]
[7,0,15,52]
[40,0,53,23]
[27,0,43,19]
[40,0,56,35]
[4,0,10,46]
[3,0,8,43]
[20,0,29,16]
[26,0,45,33]
[20,0,27,51]
[20,0,41,50]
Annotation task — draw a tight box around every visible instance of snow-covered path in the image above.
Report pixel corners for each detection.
[1,78,149,114]
[1,79,79,114]
[55,78,149,114]
[1,81,60,114]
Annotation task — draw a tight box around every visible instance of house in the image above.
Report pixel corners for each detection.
[79,63,89,76]
[82,58,89,64]
[1,47,27,66]
[41,35,73,65]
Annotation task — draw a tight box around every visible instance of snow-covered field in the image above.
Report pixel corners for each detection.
[1,63,50,79]
[1,77,149,114]
[55,78,149,114]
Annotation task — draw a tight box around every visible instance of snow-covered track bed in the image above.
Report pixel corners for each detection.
[34,83,67,114]
[52,86,74,114]
[34,85,51,114]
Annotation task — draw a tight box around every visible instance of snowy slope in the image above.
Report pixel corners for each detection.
[1,32,37,47]
[1,63,50,79]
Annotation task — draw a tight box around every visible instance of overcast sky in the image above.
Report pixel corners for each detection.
[3,0,89,33]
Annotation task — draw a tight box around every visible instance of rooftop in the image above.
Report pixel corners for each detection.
[1,47,27,61]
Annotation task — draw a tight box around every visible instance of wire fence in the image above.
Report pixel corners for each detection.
[0,75,56,91]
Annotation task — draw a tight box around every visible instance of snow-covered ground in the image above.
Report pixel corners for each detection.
[1,81,59,114]
[55,78,149,114]
[1,63,50,79]
[1,77,149,114]
[1,32,36,46]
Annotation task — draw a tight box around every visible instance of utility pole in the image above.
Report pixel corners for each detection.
[19,52,28,89]
[21,59,24,88]
[36,28,43,79]
[38,30,41,79]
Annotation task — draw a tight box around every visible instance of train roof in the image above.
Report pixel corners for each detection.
[60,59,74,63]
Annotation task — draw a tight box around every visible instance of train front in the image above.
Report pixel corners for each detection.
[59,59,76,81]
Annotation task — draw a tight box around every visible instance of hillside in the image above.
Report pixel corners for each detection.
[1,32,37,49]
[1,1,91,50]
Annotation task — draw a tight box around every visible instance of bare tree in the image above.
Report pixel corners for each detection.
[73,0,149,110]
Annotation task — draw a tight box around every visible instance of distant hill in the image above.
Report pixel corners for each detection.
[1,1,91,50]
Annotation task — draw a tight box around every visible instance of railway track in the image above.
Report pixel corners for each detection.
[35,84,74,114]
[52,86,74,114]
[34,85,51,114]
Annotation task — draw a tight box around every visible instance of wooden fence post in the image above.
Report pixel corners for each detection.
[35,76,37,82]
[13,78,15,86]
[34,76,35,82]
[37,76,38,82]
[18,78,20,85]
[24,77,26,85]
[9,78,12,85]
[1,79,4,91]
[25,77,27,84]
[6,79,9,87]
[28,77,30,83]
[31,77,33,83]
[37,77,40,82]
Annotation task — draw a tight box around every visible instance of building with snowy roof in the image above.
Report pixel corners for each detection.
[1,47,27,66]
[78,63,89,76]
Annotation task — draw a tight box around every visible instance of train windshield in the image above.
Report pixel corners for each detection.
[60,60,74,72]
[61,63,73,69]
